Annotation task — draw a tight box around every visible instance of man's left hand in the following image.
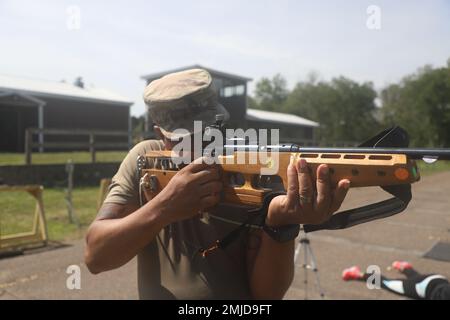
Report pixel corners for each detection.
[266,159,350,227]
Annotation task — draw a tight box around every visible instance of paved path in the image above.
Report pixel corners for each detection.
[1,171,449,299]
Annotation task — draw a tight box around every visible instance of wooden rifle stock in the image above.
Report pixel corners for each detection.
[139,149,420,207]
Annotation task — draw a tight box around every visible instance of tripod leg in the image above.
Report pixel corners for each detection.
[303,241,309,300]
[294,238,310,299]
[306,244,325,298]
[294,240,301,264]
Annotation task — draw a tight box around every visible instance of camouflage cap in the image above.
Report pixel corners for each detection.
[143,68,229,140]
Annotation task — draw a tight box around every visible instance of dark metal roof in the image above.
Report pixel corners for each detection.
[141,64,252,83]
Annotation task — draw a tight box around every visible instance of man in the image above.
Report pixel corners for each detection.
[84,68,350,299]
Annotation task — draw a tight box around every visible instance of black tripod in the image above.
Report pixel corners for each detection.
[294,231,325,299]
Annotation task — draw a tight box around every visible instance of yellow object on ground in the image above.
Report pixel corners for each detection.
[0,185,48,251]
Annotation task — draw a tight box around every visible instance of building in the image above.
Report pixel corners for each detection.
[141,65,318,144]
[0,75,133,152]
[246,108,317,143]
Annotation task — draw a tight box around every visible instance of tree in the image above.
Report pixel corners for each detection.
[283,77,380,144]
[247,95,258,109]
[131,115,146,143]
[381,62,450,147]
[253,74,289,111]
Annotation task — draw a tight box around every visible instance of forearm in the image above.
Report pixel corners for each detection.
[249,233,295,300]
[85,201,170,274]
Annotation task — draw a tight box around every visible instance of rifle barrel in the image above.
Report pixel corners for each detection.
[296,147,450,160]
[223,144,450,160]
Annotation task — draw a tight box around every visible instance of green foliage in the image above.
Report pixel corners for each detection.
[381,64,450,147]
[417,160,450,176]
[286,77,380,143]
[131,115,146,142]
[253,74,288,111]
[250,59,450,146]
[252,74,381,144]
[247,95,258,109]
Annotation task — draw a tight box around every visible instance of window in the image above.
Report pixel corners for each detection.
[224,86,235,97]
[220,85,246,98]
[235,85,245,95]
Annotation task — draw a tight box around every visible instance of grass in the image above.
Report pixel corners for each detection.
[0,151,126,243]
[0,151,128,165]
[416,160,450,176]
[0,153,448,244]
[0,187,99,242]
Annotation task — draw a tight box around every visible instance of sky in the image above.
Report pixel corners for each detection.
[1,0,449,116]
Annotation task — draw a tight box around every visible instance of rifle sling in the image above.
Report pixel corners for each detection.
[198,183,412,256]
[303,184,412,232]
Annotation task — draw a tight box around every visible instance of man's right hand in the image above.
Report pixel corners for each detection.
[152,157,222,223]
[85,158,221,274]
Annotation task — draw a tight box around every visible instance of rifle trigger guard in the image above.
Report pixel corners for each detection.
[148,175,158,192]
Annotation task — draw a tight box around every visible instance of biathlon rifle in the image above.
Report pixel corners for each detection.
[137,115,450,234]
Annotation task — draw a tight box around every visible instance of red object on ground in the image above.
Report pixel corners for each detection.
[392,261,413,272]
[342,266,364,281]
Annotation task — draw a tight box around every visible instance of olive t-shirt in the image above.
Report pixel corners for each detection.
[103,140,255,300]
